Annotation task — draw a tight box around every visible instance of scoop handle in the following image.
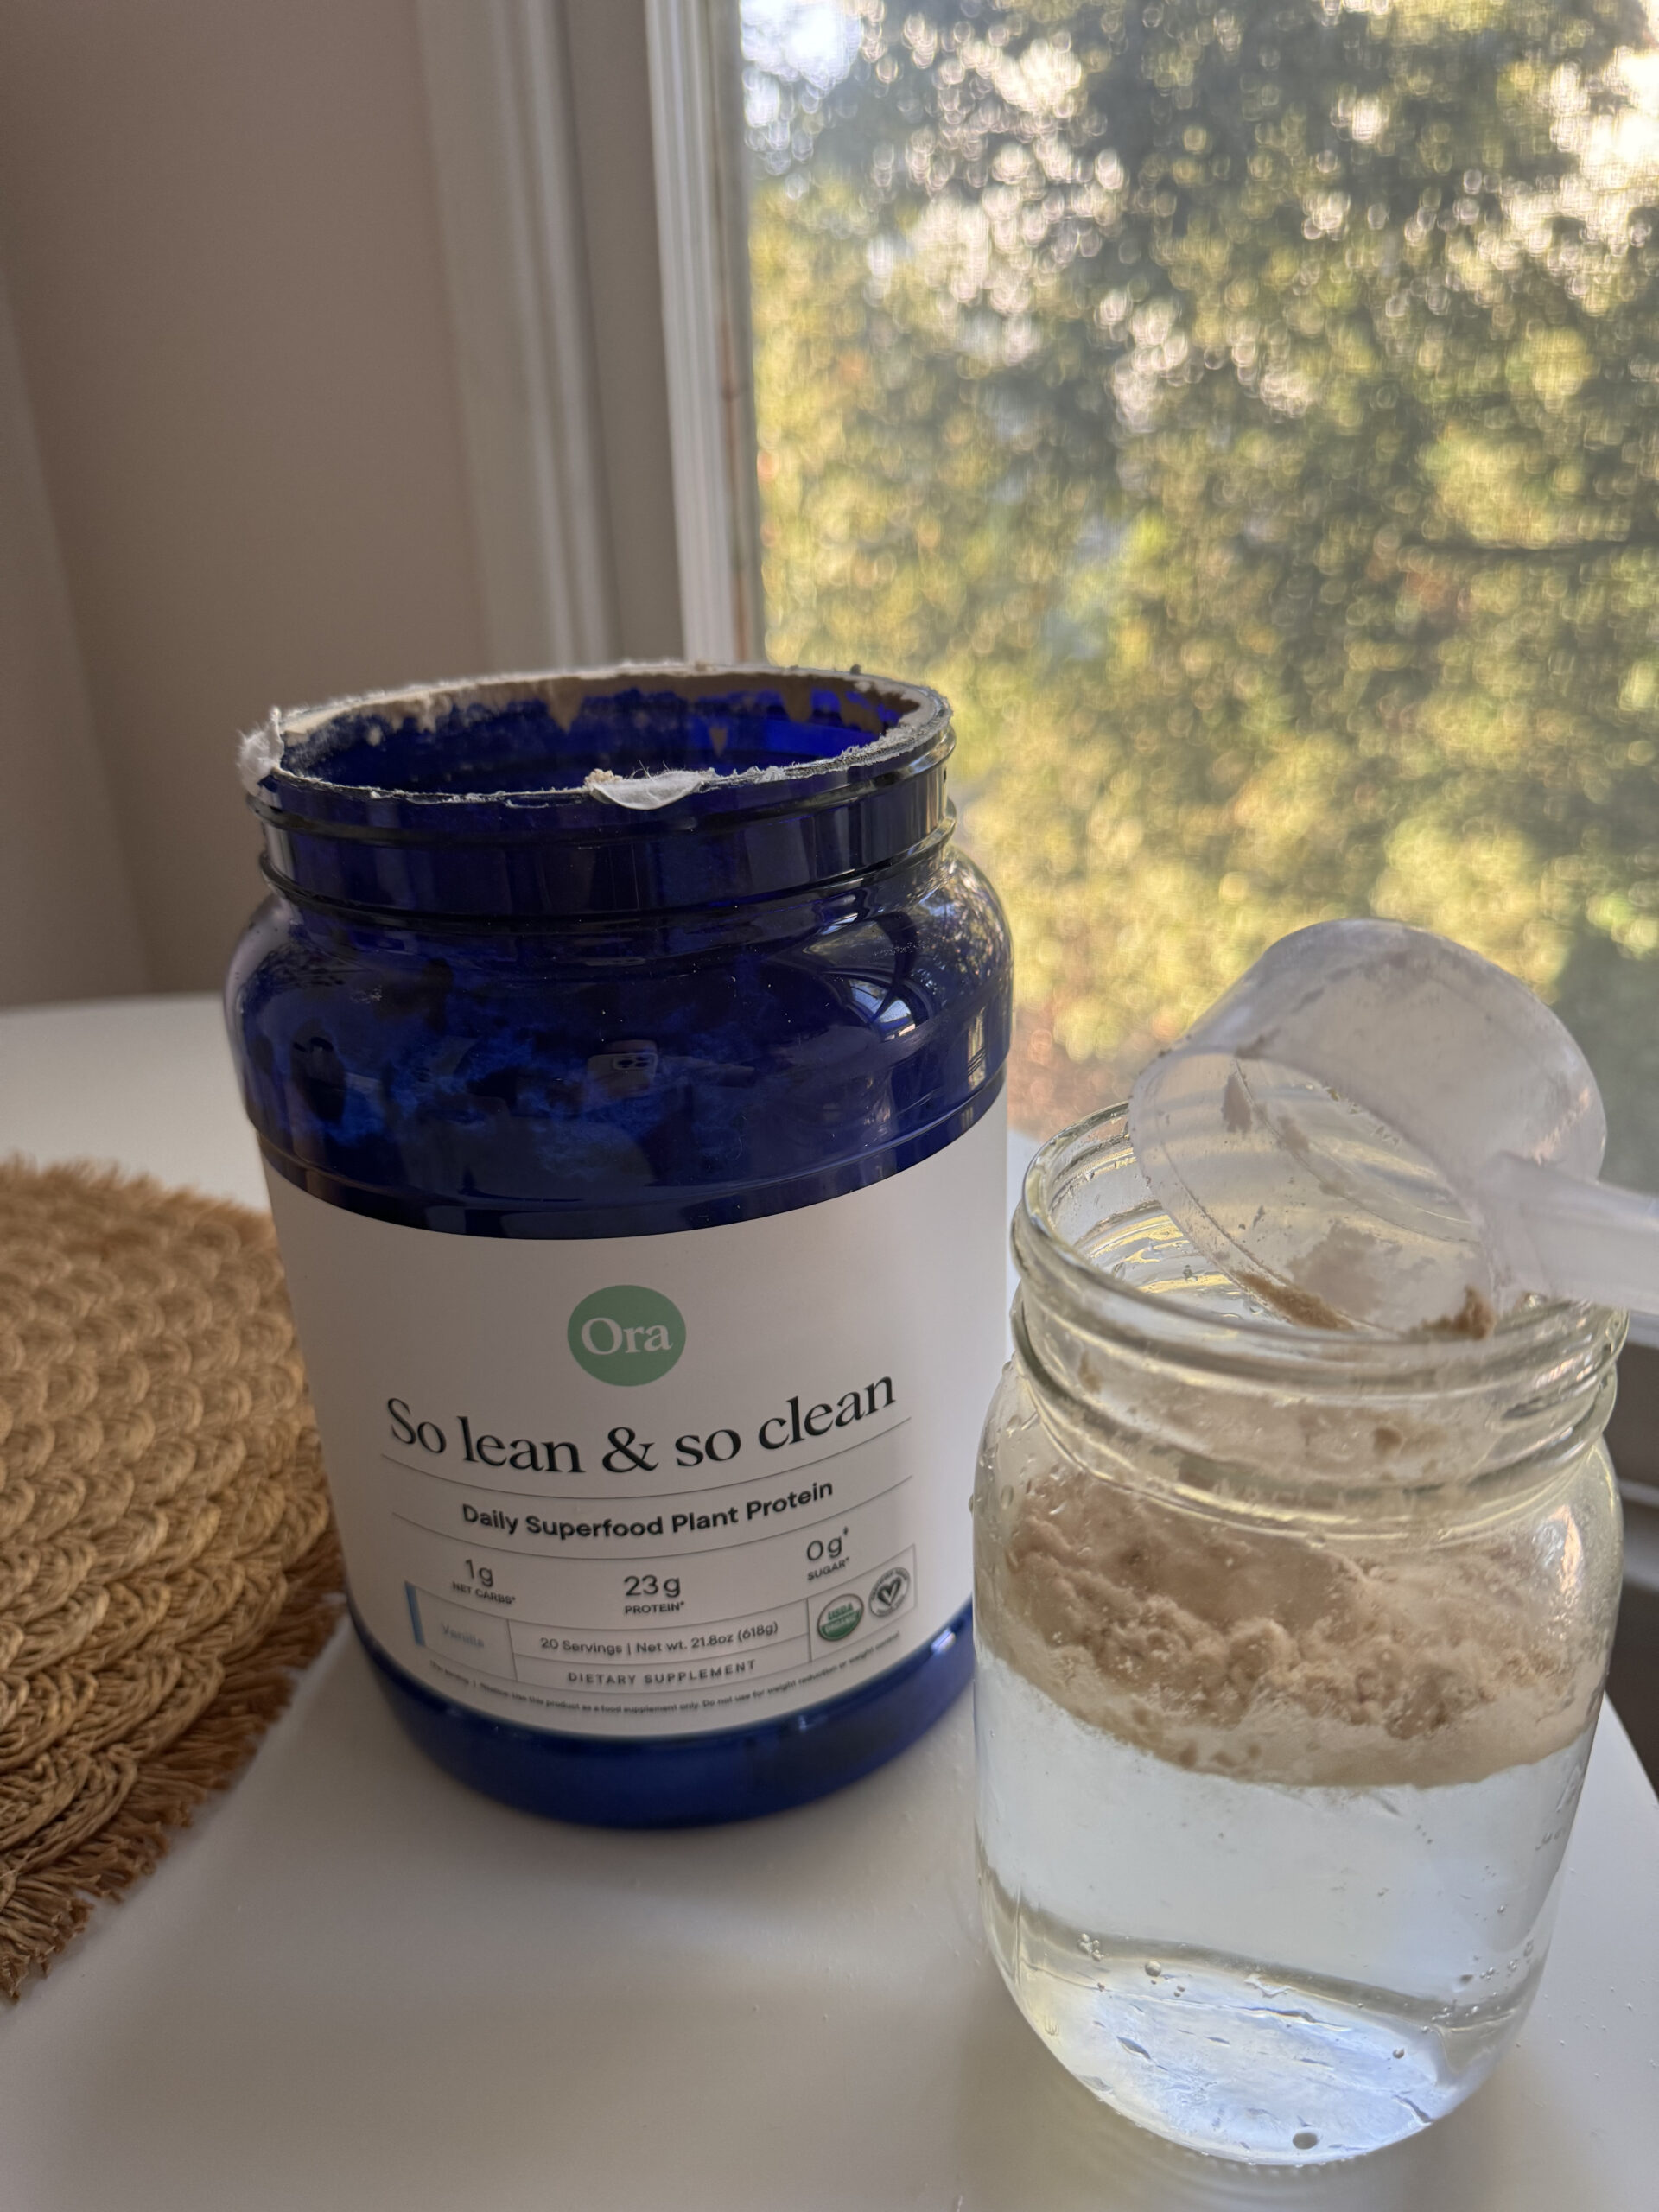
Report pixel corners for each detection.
[1476,1153,1659,1317]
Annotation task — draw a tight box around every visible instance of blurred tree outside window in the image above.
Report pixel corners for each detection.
[737,0,1659,1171]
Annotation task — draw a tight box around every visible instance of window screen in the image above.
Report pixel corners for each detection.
[739,0,1659,1174]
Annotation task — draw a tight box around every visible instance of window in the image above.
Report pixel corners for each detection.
[734,0,1659,1183]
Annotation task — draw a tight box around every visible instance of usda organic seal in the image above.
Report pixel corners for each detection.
[816,1594,864,1642]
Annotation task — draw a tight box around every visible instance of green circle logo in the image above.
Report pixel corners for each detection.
[567,1285,685,1385]
[816,1595,864,1643]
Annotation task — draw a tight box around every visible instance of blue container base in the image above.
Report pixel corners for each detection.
[354,1603,975,1828]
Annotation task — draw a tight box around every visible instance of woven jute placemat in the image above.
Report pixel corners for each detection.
[0,1158,344,1999]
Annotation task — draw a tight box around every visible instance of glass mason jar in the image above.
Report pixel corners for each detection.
[974,1109,1624,2165]
[227,667,1010,1827]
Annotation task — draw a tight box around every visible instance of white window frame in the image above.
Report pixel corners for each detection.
[415,0,762,670]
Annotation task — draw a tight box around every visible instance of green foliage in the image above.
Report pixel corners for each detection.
[745,0,1659,1162]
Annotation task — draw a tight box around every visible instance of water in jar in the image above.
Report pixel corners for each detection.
[976,1642,1596,2165]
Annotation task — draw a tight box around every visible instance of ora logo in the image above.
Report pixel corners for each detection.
[567,1285,685,1386]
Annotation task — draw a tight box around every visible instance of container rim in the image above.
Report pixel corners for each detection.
[238,662,950,815]
[1015,1104,1623,1388]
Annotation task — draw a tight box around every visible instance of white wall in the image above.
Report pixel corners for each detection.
[0,0,496,994]
[0,266,147,1004]
[0,0,698,1003]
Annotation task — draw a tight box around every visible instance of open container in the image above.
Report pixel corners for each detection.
[974,1106,1624,2163]
[227,665,1012,1825]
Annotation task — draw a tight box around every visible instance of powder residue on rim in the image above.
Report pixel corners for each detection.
[1425,1285,1498,1339]
[979,1465,1605,1790]
[238,662,936,800]
[1234,1269,1353,1332]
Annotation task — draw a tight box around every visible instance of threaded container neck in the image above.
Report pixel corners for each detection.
[242,665,953,922]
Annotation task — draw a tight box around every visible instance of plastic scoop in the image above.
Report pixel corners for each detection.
[1128,918,1659,1332]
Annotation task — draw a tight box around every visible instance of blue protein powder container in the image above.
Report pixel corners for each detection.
[227,668,1012,1825]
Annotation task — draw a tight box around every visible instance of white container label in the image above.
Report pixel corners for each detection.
[266,1096,1007,1738]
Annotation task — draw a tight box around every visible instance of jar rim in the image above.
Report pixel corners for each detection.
[1016,1104,1622,1387]
[239,664,959,922]
[240,662,949,817]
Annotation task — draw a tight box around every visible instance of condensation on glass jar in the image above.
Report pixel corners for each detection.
[973,1108,1624,2167]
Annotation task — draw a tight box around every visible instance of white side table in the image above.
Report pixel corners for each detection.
[0,995,1655,2212]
